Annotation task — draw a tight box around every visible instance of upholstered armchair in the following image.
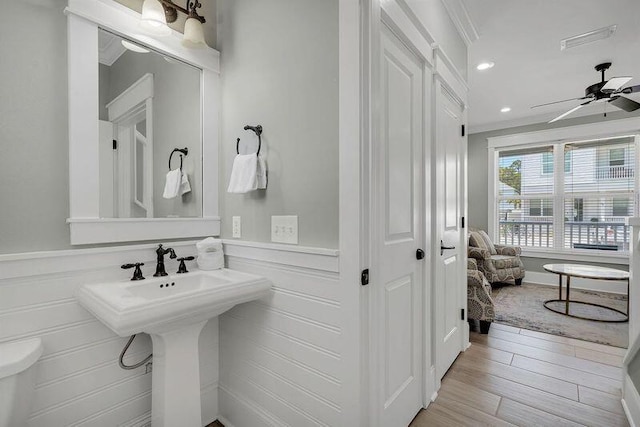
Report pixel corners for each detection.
[467,258,494,334]
[467,229,525,286]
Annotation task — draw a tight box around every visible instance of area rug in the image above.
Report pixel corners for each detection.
[491,282,628,348]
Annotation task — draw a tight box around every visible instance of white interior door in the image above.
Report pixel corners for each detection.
[373,25,424,427]
[433,81,465,381]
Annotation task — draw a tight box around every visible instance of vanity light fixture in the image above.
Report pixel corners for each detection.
[141,0,207,47]
[141,0,171,35]
[183,6,207,48]
[476,61,495,71]
[500,107,511,113]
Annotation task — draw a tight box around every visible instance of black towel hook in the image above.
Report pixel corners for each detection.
[169,147,188,170]
[237,125,263,155]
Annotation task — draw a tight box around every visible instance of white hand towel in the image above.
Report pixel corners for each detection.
[163,168,182,199]
[180,171,191,195]
[227,154,259,193]
[257,155,267,189]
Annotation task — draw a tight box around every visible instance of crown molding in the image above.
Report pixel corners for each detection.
[440,0,479,47]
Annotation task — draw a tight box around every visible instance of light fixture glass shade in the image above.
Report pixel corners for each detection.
[182,17,207,48]
[141,0,171,35]
[121,39,150,54]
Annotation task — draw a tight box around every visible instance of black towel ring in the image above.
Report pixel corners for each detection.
[237,125,263,155]
[169,147,189,171]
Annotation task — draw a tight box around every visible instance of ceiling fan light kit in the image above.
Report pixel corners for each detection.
[560,25,617,51]
[532,62,640,123]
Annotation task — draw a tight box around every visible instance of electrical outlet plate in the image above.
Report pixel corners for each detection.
[271,215,298,244]
[232,216,241,238]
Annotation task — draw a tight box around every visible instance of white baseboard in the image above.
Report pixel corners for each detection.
[623,374,640,427]
[525,271,628,295]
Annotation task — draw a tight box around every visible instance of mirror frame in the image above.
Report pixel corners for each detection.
[65,0,220,245]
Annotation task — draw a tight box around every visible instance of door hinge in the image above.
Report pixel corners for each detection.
[461,216,465,229]
[113,139,118,150]
[461,308,465,320]
[461,124,466,137]
[361,269,369,286]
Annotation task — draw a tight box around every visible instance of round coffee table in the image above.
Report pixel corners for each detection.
[542,263,629,323]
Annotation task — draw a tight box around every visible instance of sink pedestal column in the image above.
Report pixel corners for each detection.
[149,320,208,427]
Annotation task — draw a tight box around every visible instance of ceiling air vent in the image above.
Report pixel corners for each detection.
[560,25,617,51]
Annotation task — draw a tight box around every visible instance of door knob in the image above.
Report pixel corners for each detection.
[416,249,425,260]
[440,240,455,256]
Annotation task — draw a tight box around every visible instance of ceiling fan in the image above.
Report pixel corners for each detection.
[531,62,640,123]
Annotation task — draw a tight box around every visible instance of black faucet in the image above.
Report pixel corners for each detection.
[176,256,195,274]
[121,263,145,281]
[154,244,177,277]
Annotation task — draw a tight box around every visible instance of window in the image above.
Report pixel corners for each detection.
[613,198,630,217]
[494,135,637,253]
[542,151,572,173]
[529,199,552,216]
[542,152,553,174]
[564,151,572,173]
[610,148,625,166]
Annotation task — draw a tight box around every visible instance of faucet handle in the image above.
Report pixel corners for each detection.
[176,256,195,274]
[122,263,145,281]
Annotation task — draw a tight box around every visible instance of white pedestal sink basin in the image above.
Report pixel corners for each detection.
[77,268,271,427]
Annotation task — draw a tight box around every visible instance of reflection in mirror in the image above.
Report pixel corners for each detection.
[97,28,202,219]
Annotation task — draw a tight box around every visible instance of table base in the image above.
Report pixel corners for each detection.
[543,299,628,323]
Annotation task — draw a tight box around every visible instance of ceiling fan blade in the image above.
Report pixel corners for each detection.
[620,84,640,94]
[602,77,633,93]
[609,95,640,112]
[548,100,593,123]
[531,96,590,109]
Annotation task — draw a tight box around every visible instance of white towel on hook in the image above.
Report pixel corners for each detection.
[227,154,259,193]
[163,168,182,199]
[180,170,191,195]
[257,155,267,189]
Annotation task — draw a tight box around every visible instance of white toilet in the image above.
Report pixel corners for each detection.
[0,338,43,427]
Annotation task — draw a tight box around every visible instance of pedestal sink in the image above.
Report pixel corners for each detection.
[76,268,271,427]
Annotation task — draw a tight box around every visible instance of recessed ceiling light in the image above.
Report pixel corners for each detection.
[121,39,150,53]
[476,62,495,71]
[501,107,511,113]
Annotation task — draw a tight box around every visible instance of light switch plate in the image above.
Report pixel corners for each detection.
[232,216,241,238]
[271,215,298,244]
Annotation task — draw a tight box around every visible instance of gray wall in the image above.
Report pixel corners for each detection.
[0,0,69,255]
[0,0,217,255]
[217,0,339,248]
[103,48,202,217]
[468,111,640,272]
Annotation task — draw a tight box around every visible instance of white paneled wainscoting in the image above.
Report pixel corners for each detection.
[0,240,342,426]
[0,241,217,427]
[219,242,340,427]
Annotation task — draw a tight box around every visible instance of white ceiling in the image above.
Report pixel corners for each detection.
[463,0,640,132]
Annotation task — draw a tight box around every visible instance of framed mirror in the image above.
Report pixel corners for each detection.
[65,0,220,244]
